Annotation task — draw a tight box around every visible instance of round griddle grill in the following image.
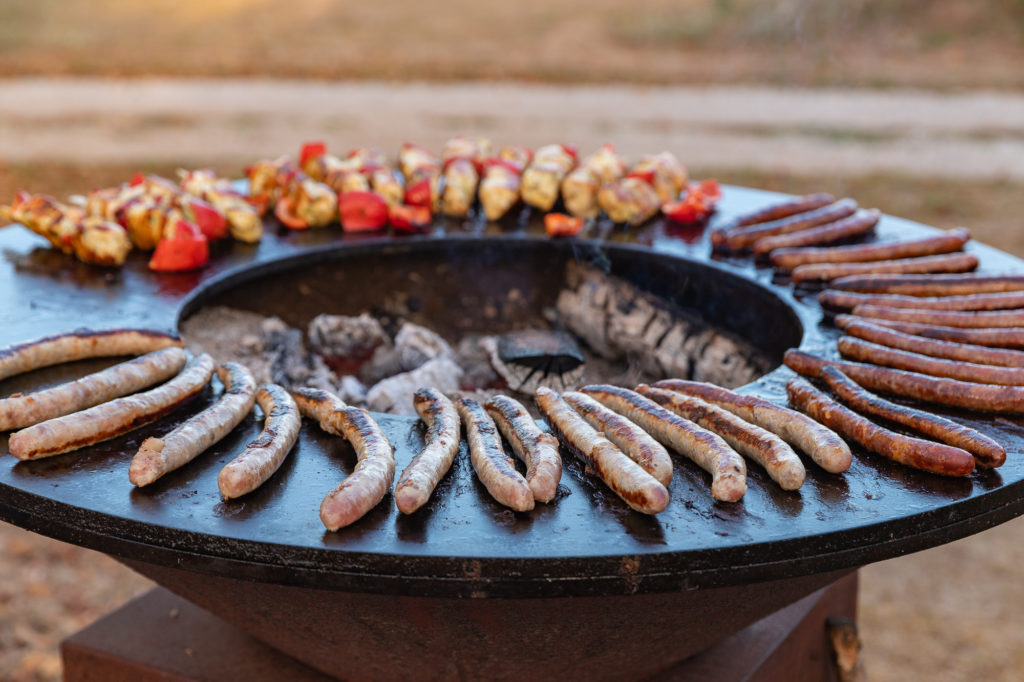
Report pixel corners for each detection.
[2,186,1022,679]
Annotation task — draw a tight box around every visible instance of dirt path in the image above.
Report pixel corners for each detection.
[4,78,1024,179]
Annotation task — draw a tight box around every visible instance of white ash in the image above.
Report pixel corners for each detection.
[307,313,389,362]
[394,323,455,371]
[365,358,464,416]
[455,335,500,389]
[337,375,368,404]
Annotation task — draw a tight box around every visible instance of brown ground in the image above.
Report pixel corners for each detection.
[2,163,1024,680]
[2,0,1024,90]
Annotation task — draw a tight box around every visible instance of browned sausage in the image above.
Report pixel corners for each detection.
[786,377,974,476]
[852,304,1024,329]
[837,336,1024,385]
[791,252,978,284]
[579,385,746,502]
[1,347,186,431]
[834,315,1024,349]
[771,228,970,271]
[129,361,257,487]
[485,395,562,503]
[838,317,1024,368]
[216,384,300,499]
[722,198,857,252]
[820,366,1005,467]
[821,288,1024,312]
[725,193,835,229]
[393,387,461,514]
[637,385,805,490]
[751,209,881,256]
[562,390,673,487]
[8,353,214,460]
[291,387,396,530]
[0,328,184,382]
[651,379,851,473]
[830,273,1024,296]
[534,387,668,514]
[454,396,534,512]
[784,349,1024,413]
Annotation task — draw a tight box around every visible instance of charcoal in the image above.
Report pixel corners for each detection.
[358,345,402,385]
[337,375,369,405]
[261,317,313,387]
[365,358,464,415]
[394,323,455,371]
[554,271,616,358]
[653,322,692,379]
[694,335,763,388]
[307,313,390,369]
[455,335,500,389]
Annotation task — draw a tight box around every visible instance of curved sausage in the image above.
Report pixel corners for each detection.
[562,390,673,487]
[837,336,1024,385]
[838,317,1024,368]
[394,387,461,514]
[579,384,746,503]
[771,228,970,270]
[454,396,534,512]
[534,387,668,514]
[786,377,974,477]
[830,273,1024,296]
[726,193,835,229]
[723,198,857,252]
[751,209,880,256]
[820,366,1005,467]
[217,384,300,499]
[0,328,183,382]
[129,361,257,487]
[791,252,978,284]
[821,288,1024,312]
[485,394,562,503]
[852,304,1024,329]
[291,387,396,531]
[834,315,1024,350]
[651,379,851,474]
[638,385,805,491]
[8,353,214,460]
[1,347,186,431]
[784,349,1024,413]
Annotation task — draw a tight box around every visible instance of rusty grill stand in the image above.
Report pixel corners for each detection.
[61,573,859,682]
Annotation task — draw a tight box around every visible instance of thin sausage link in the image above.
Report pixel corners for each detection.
[455,396,534,512]
[394,387,461,514]
[217,383,300,499]
[485,394,562,503]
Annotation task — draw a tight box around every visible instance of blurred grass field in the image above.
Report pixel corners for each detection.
[1,0,1023,89]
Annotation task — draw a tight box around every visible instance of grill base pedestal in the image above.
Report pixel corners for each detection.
[61,573,858,682]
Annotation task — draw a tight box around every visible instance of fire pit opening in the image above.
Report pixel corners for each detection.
[178,236,802,414]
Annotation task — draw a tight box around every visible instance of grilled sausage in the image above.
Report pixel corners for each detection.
[393,388,461,514]
[852,304,1024,329]
[638,385,805,491]
[534,387,668,514]
[651,379,851,474]
[562,390,673,487]
[771,228,970,271]
[830,273,1024,296]
[724,193,835,230]
[8,353,214,460]
[791,252,978,284]
[837,336,1024,385]
[291,388,396,531]
[835,315,1024,349]
[839,317,1024,368]
[454,396,534,512]
[786,377,974,477]
[0,328,184,382]
[784,349,1024,413]
[1,347,186,432]
[485,395,562,503]
[216,384,300,499]
[129,362,257,487]
[821,289,1024,312]
[820,366,1005,467]
[751,209,881,256]
[722,198,857,252]
[579,385,746,502]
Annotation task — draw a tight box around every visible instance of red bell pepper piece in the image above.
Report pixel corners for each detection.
[274,198,308,230]
[404,179,433,208]
[184,197,229,239]
[339,191,389,232]
[129,172,146,187]
[627,168,657,186]
[661,179,723,224]
[300,141,327,168]
[561,144,578,162]
[544,212,584,237]
[389,204,432,232]
[148,220,209,272]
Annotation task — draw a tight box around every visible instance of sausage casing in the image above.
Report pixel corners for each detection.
[830,273,1024,297]
[791,252,978,284]
[394,387,461,514]
[821,289,1024,312]
[837,336,1024,386]
[722,198,857,252]
[771,228,970,271]
[835,315,1024,349]
[852,304,1024,329]
[751,209,880,256]
[485,394,562,503]
[455,396,534,512]
[786,377,974,477]
[217,383,300,499]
